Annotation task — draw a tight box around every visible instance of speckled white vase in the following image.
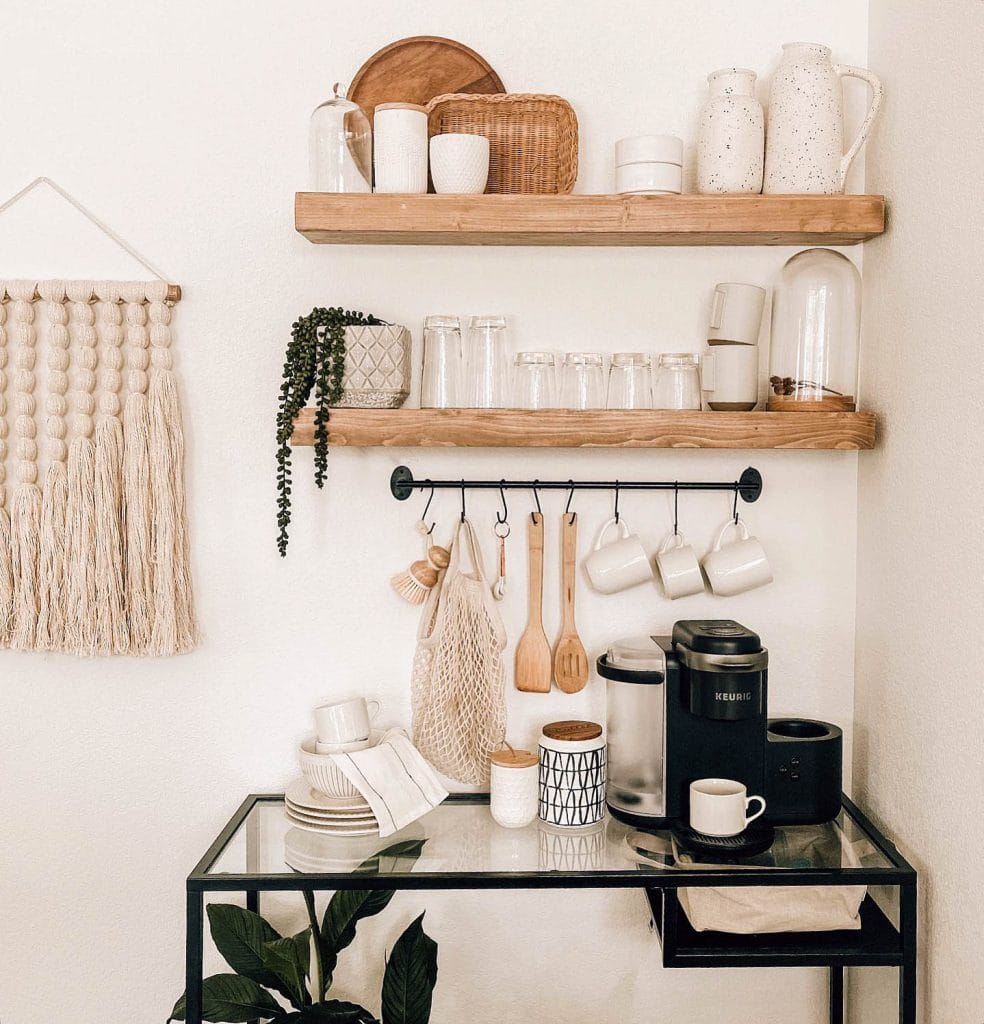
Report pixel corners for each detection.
[764,42,883,194]
[697,68,764,194]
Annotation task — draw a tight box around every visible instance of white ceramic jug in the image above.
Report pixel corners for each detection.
[764,42,883,194]
[697,68,764,194]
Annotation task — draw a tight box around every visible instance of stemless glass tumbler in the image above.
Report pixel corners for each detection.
[464,316,510,408]
[607,352,653,409]
[514,352,557,409]
[420,315,461,408]
[654,353,702,410]
[561,352,606,409]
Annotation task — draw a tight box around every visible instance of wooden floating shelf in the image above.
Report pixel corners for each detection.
[294,193,885,246]
[291,409,876,451]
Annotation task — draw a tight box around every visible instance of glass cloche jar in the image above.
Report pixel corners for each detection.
[308,83,372,192]
[768,248,862,411]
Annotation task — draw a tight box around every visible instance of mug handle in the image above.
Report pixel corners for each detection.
[834,64,884,189]
[659,531,686,554]
[366,699,381,721]
[709,286,727,329]
[701,352,716,393]
[594,517,630,551]
[712,518,750,552]
[745,795,766,826]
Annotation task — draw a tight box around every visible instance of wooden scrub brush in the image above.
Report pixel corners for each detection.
[391,526,451,604]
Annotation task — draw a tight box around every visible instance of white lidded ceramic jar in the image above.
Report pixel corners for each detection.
[697,68,764,194]
[490,747,539,829]
[538,721,607,828]
[764,42,883,194]
[373,102,428,194]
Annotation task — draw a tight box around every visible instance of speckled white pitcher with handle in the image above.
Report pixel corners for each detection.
[764,42,883,194]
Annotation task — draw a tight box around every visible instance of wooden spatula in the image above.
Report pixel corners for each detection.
[515,512,552,693]
[553,512,589,693]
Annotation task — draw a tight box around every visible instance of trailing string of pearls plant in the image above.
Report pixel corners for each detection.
[276,306,383,556]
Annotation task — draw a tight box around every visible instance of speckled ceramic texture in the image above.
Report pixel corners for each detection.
[764,42,884,194]
[697,68,764,194]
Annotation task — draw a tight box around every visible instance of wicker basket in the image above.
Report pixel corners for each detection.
[426,93,578,194]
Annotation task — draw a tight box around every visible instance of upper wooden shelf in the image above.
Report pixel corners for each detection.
[291,409,876,451]
[295,193,885,246]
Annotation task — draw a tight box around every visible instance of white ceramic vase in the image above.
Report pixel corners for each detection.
[764,42,883,194]
[697,68,764,194]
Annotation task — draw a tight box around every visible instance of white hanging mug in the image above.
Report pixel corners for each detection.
[707,283,766,346]
[655,532,705,599]
[583,518,654,594]
[702,519,773,596]
[313,697,380,745]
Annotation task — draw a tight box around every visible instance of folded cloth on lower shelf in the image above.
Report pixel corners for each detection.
[330,728,449,837]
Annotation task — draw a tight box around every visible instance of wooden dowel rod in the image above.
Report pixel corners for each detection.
[27,284,182,303]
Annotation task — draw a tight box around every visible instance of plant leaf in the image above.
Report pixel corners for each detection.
[319,890,395,989]
[353,839,427,876]
[260,930,311,1009]
[206,905,297,1005]
[381,914,438,1024]
[300,1000,378,1023]
[168,973,283,1022]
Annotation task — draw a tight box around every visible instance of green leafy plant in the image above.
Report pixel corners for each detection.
[168,840,437,1024]
[276,306,384,556]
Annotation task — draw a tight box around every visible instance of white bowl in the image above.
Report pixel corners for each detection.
[616,162,682,195]
[298,738,360,798]
[615,134,683,166]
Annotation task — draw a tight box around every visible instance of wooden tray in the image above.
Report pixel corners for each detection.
[349,35,504,127]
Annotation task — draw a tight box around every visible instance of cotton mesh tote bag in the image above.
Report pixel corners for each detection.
[411,518,507,785]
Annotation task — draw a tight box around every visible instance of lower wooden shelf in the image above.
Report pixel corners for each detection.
[290,408,876,451]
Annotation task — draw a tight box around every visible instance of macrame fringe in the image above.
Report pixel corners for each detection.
[11,483,42,650]
[123,391,154,651]
[94,416,128,655]
[148,368,197,655]
[0,508,13,644]
[65,436,97,656]
[37,462,68,650]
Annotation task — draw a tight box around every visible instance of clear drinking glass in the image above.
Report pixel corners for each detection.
[464,316,510,408]
[607,352,653,409]
[654,353,701,410]
[514,352,557,409]
[561,352,606,409]
[420,315,461,408]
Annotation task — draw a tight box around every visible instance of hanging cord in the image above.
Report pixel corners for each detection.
[564,481,576,524]
[419,485,436,535]
[614,480,621,524]
[673,482,679,536]
[0,178,177,299]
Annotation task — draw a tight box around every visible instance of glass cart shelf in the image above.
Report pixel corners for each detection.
[185,794,915,1024]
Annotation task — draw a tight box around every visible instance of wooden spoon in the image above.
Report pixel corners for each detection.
[554,513,589,693]
[515,512,552,693]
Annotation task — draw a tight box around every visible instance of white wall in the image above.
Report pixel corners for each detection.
[0,3,871,1022]
[851,3,984,1022]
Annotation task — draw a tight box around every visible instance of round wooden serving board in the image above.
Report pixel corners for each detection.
[350,35,504,127]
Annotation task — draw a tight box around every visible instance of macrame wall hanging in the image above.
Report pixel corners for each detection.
[0,177,197,656]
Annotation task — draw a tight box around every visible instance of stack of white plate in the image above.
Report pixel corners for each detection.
[615,135,684,195]
[285,778,378,836]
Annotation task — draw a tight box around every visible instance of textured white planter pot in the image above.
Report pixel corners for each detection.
[338,324,411,408]
[697,68,764,194]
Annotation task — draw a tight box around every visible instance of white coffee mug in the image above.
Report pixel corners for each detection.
[583,518,654,594]
[690,778,767,837]
[313,697,380,745]
[707,283,766,346]
[655,531,705,599]
[701,344,760,411]
[430,133,490,194]
[702,519,773,596]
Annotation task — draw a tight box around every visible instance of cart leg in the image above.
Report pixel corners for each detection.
[828,965,844,1024]
[186,889,204,1024]
[247,889,259,915]
[899,881,917,1024]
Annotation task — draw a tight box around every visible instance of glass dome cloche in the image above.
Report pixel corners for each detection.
[768,248,862,411]
[308,83,372,193]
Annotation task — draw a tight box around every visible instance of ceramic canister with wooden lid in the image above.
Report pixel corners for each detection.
[490,746,539,828]
[538,720,608,828]
[373,102,429,193]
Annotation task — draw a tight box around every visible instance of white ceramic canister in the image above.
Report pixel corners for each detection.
[490,747,539,829]
[616,162,682,195]
[616,135,684,166]
[697,68,764,194]
[538,721,607,828]
[373,102,428,194]
[764,42,883,194]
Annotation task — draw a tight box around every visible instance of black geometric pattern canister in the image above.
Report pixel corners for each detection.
[538,720,608,828]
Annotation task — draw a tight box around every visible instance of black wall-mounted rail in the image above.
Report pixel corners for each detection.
[389,465,764,504]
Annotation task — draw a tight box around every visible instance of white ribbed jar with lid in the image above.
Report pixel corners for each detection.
[373,102,428,194]
[490,747,539,829]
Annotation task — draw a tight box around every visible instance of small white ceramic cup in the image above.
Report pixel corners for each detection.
[313,697,380,745]
[655,532,705,599]
[702,519,773,596]
[583,518,654,594]
[701,343,760,411]
[690,778,766,837]
[707,283,767,346]
[429,133,490,194]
